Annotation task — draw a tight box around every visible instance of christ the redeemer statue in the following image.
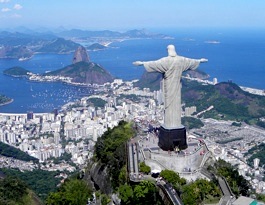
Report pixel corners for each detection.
[133,45,207,151]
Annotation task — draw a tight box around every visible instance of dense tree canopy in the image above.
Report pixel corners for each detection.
[181,179,221,205]
[87,97,107,108]
[0,176,35,205]
[181,116,204,130]
[1,168,62,201]
[160,169,186,191]
[245,143,265,168]
[118,180,160,205]
[46,178,92,205]
[139,162,151,174]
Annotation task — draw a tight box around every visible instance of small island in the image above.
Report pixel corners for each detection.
[87,43,107,51]
[3,66,30,77]
[0,94,13,106]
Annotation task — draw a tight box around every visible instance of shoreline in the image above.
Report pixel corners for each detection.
[0,76,265,115]
[239,86,265,96]
[184,76,265,96]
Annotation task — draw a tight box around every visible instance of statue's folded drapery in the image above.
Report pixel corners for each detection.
[143,55,200,128]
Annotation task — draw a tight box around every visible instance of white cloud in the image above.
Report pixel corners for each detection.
[1,7,10,12]
[0,0,10,3]
[14,4,22,10]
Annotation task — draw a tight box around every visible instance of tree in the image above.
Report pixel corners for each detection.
[139,162,151,174]
[133,180,157,205]
[181,179,221,205]
[160,169,186,191]
[46,179,92,205]
[0,176,29,204]
[118,166,128,185]
[118,184,133,205]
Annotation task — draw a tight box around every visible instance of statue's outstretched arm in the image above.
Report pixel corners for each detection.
[133,61,144,66]
[200,58,208,63]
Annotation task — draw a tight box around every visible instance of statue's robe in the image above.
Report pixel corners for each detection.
[143,55,200,129]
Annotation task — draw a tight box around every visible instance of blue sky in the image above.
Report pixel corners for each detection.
[1,0,265,30]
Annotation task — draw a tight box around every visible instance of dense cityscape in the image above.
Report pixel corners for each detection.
[1,76,265,201]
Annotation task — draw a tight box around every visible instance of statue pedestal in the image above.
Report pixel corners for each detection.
[158,126,187,151]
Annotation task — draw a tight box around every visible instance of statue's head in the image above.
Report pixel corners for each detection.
[167,45,177,57]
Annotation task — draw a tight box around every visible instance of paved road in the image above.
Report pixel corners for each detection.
[158,180,184,205]
[218,177,234,205]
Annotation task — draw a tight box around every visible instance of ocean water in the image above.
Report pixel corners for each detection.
[0,28,264,113]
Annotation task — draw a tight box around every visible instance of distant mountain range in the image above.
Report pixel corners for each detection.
[0,32,79,58]
[0,28,171,59]
[56,28,172,39]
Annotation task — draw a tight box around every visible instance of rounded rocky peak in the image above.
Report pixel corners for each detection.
[72,46,90,64]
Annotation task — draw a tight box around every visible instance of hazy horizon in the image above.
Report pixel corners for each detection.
[1,1,265,31]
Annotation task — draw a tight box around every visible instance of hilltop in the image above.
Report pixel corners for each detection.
[36,38,80,53]
[45,61,114,85]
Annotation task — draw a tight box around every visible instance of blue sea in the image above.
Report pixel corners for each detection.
[0,28,265,113]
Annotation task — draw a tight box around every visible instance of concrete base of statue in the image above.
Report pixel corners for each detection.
[158,125,187,151]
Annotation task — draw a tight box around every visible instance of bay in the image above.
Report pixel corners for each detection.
[0,54,92,113]
[0,28,265,113]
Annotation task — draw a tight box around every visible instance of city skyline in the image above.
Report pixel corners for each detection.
[1,0,265,30]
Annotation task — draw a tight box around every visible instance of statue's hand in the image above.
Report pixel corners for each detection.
[133,61,144,66]
[200,58,208,63]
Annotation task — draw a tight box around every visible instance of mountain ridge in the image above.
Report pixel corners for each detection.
[45,61,114,85]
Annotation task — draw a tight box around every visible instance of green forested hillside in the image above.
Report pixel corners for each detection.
[1,168,62,201]
[182,80,265,125]
[0,176,43,205]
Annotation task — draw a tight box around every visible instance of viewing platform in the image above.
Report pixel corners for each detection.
[128,131,212,182]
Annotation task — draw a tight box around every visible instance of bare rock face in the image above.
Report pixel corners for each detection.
[72,46,90,64]
[85,161,113,195]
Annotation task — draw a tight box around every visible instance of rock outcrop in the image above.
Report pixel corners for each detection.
[84,161,113,195]
[72,46,90,64]
[45,45,114,85]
